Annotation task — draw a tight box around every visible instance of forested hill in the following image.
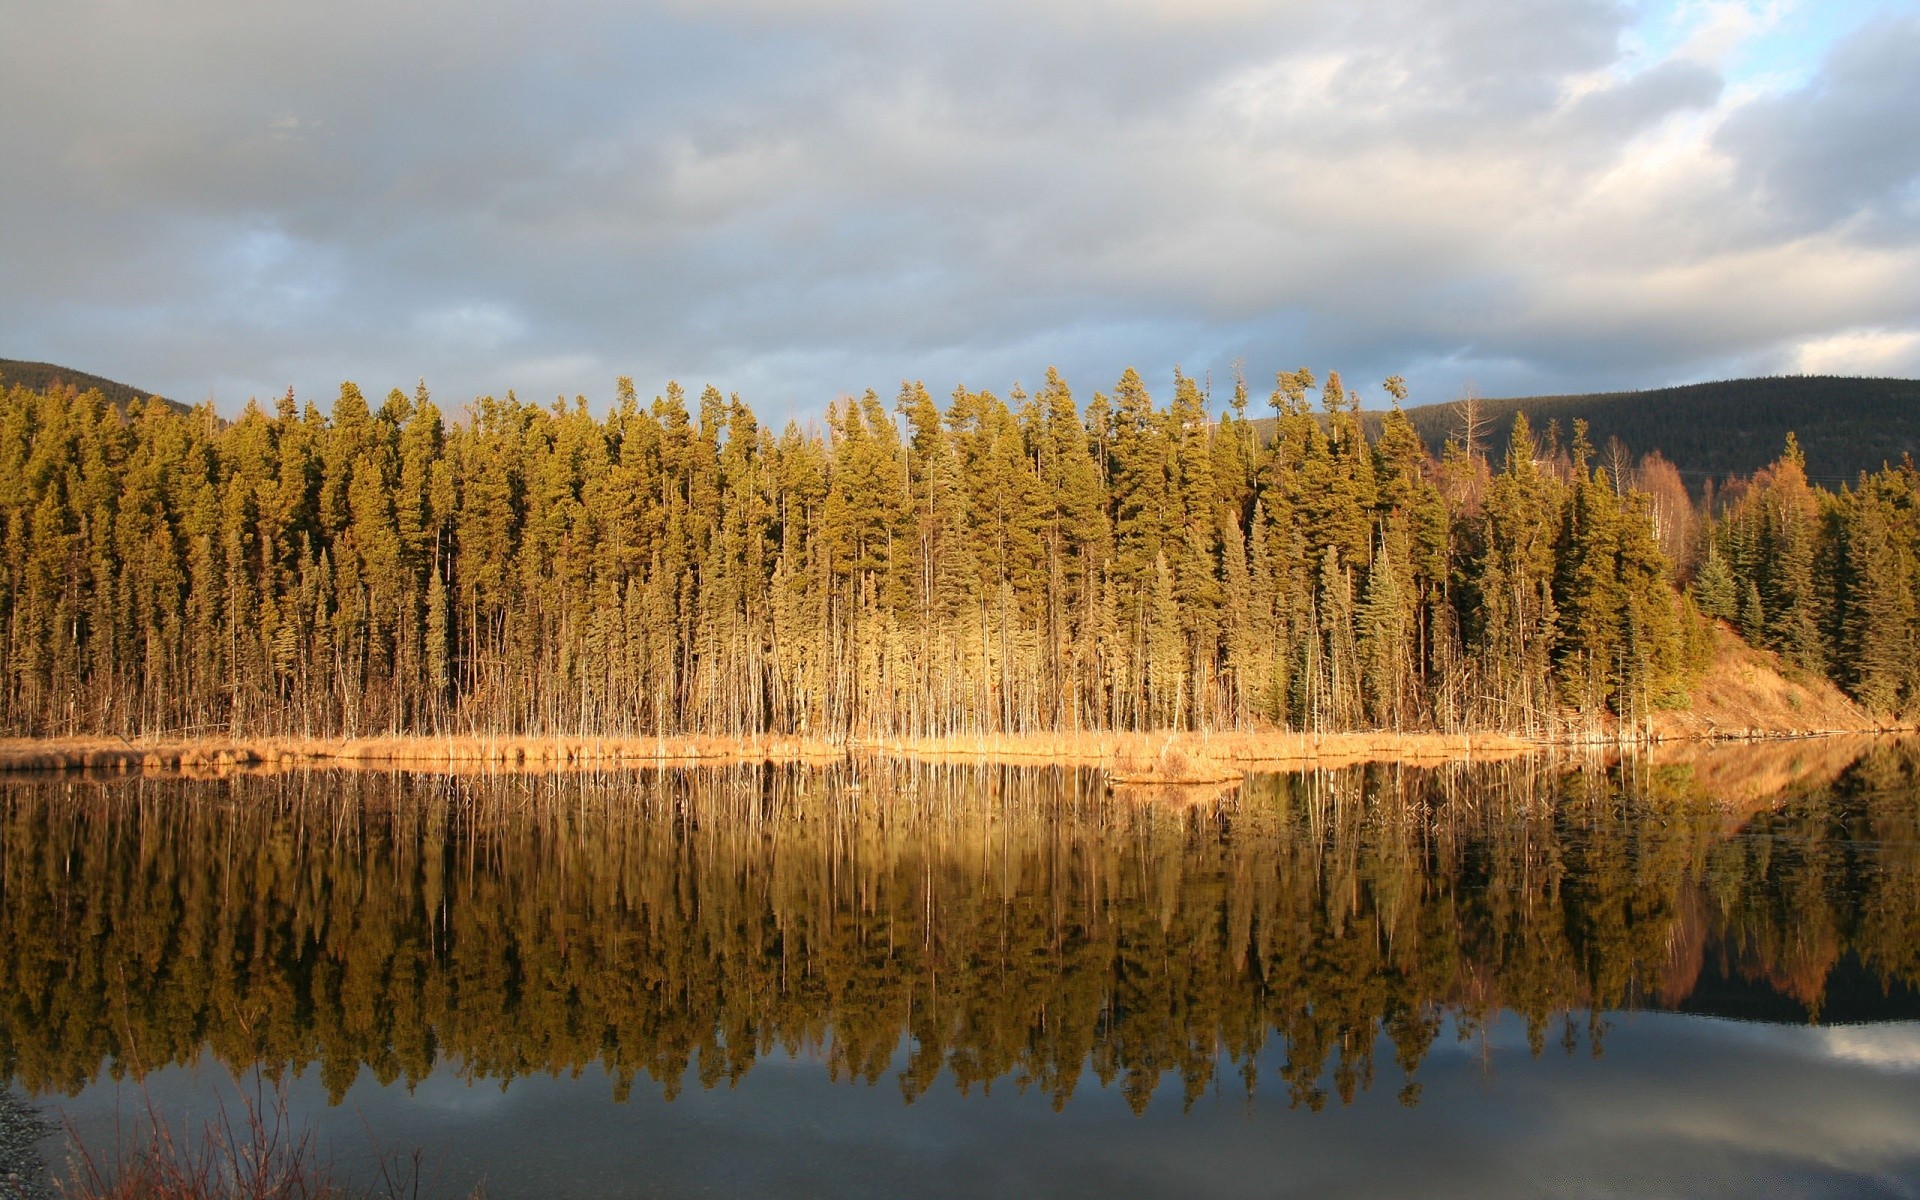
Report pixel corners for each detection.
[1378,376,1920,486]
[0,358,183,414]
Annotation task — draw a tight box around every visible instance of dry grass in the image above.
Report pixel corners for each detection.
[2,650,1903,785]
[0,733,843,778]
[1652,622,1888,740]
[0,728,1549,780]
[60,1075,477,1200]
[0,721,1528,775]
[849,729,1538,775]
[1107,736,1233,784]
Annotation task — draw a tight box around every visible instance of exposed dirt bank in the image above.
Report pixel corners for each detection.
[1650,622,1892,740]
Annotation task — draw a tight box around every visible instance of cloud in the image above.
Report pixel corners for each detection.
[1671,0,1792,67]
[1789,328,1920,376]
[1715,12,1920,234]
[0,0,1914,416]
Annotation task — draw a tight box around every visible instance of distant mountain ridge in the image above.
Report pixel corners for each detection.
[1376,375,1920,486]
[0,358,184,413]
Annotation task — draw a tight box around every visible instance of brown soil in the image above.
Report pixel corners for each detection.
[1651,621,1890,740]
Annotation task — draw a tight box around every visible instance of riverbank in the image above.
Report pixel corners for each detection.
[0,728,1547,779]
[5,622,1902,781]
[3,720,1909,783]
[0,1087,51,1200]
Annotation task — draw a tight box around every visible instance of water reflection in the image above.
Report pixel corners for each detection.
[3,739,1919,1121]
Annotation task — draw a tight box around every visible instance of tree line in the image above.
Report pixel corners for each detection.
[0,367,1910,739]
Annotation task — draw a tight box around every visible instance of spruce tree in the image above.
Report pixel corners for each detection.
[1691,542,1737,622]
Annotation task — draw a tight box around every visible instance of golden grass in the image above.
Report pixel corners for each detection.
[1651,621,1891,740]
[2,653,1906,787]
[0,732,827,778]
[0,727,1545,780]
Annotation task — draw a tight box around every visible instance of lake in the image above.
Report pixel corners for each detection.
[4,740,1920,1197]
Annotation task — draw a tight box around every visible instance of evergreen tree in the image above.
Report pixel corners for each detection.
[1691,541,1737,622]
[1837,468,1920,715]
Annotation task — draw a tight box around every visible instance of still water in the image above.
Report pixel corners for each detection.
[4,740,1920,1197]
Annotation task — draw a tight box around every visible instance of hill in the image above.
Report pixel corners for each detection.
[0,358,184,413]
[1652,622,1875,740]
[1378,375,1919,486]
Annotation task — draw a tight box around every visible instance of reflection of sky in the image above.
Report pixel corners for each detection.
[41,1013,1920,1199]
[1811,1025,1920,1074]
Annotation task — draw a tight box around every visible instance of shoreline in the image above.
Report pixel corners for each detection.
[0,724,1905,781]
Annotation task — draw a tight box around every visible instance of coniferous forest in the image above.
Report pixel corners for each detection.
[2,368,1916,740]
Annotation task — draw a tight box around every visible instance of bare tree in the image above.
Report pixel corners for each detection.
[1636,451,1698,574]
[1604,435,1633,495]
[1453,382,1490,466]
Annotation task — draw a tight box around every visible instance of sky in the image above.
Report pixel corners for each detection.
[2,0,1917,419]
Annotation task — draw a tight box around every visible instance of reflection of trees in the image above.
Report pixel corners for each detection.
[1693,743,1920,1020]
[2,746,1917,1112]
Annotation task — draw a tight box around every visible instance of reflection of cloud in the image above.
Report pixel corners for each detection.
[0,1,1914,415]
[399,1073,519,1114]
[1811,1025,1920,1073]
[41,1014,1920,1198]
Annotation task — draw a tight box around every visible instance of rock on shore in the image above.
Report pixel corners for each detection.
[0,1088,52,1200]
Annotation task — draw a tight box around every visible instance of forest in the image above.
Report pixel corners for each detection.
[0,368,1915,739]
[1377,375,1920,486]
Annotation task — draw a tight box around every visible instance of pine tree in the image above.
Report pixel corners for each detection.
[1554,422,1625,717]
[1838,470,1920,715]
[1691,541,1737,622]
[1739,581,1766,644]
[1757,435,1827,672]
[1466,414,1562,732]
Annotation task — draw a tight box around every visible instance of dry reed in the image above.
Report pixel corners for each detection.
[59,1074,478,1200]
[4,710,1897,783]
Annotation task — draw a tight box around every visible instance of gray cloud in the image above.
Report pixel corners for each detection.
[1,0,1916,417]
[1716,13,1920,236]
